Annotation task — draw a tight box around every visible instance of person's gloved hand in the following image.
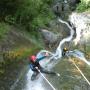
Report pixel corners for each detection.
[44,52,49,56]
[35,67,40,72]
[35,67,38,69]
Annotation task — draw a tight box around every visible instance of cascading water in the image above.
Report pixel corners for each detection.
[68,49,90,65]
[55,19,74,58]
[74,50,90,65]
[68,12,90,65]
[23,18,75,90]
[13,13,90,90]
[69,13,90,45]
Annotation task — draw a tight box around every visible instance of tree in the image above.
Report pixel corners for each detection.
[0,0,55,31]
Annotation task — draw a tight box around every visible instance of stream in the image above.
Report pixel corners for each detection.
[10,18,90,90]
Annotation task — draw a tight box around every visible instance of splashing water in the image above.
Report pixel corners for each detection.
[55,19,74,58]
[69,13,90,45]
[9,14,90,90]
[72,50,90,65]
[23,18,75,90]
[13,15,90,90]
[24,69,45,90]
[68,13,90,65]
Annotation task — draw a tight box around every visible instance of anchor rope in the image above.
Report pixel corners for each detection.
[69,57,90,86]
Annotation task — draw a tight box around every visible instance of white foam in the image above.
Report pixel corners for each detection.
[69,13,90,45]
[23,18,76,90]
[24,69,45,90]
[73,50,90,65]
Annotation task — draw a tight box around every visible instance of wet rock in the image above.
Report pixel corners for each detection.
[40,29,60,48]
[74,85,81,90]
[68,0,80,10]
[63,0,70,11]
[68,0,80,5]
[53,0,70,16]
[53,2,63,16]
[41,29,59,44]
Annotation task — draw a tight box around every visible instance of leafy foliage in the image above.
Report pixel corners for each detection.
[0,0,21,20]
[76,0,90,12]
[0,0,54,31]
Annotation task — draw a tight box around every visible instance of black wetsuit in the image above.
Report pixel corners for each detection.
[62,49,68,56]
[30,56,56,80]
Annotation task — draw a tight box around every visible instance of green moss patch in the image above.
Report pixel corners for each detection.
[0,22,10,39]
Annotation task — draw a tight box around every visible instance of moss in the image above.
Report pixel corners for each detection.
[0,22,10,39]
[86,45,90,52]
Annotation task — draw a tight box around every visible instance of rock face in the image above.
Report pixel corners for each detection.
[41,29,59,44]
[53,0,80,16]
[53,1,70,16]
[53,2,63,16]
[68,0,80,6]
[0,26,32,62]
[67,0,80,11]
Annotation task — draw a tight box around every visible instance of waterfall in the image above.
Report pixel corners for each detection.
[69,13,90,45]
[23,13,90,90]
[36,18,75,60]
[68,12,90,65]
[11,13,90,90]
[23,18,75,90]
[69,49,90,65]
[55,18,74,58]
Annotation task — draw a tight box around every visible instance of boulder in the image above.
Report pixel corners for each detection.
[68,0,80,10]
[69,0,80,5]
[74,85,81,90]
[41,29,59,44]
[53,2,63,16]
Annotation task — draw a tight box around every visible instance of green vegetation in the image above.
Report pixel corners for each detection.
[0,23,10,39]
[76,0,90,12]
[86,45,90,53]
[0,44,42,75]
[0,0,54,32]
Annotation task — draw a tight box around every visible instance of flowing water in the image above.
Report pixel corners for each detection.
[69,13,90,45]
[10,18,73,90]
[11,17,90,90]
[69,49,90,65]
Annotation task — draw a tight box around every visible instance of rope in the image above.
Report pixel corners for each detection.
[69,57,90,86]
[37,68,56,90]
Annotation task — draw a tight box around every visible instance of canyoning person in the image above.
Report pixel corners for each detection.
[29,52,59,81]
[62,47,68,56]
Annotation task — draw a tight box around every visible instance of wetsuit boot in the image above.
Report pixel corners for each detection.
[31,71,39,81]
